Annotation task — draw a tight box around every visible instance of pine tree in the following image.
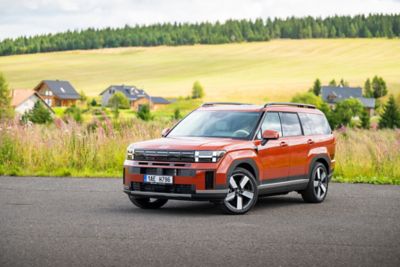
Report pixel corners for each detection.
[360,109,370,129]
[0,73,13,120]
[311,78,321,96]
[24,101,53,124]
[364,78,373,97]
[379,95,400,129]
[372,76,388,98]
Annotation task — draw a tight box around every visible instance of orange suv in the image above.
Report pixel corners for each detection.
[123,102,336,214]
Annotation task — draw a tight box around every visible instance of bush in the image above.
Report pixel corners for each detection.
[137,104,152,121]
[22,101,53,124]
[63,105,83,123]
[191,81,205,99]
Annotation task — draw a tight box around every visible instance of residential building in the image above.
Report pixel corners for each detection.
[11,89,54,116]
[34,80,81,107]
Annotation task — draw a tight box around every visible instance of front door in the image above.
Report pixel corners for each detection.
[257,112,291,182]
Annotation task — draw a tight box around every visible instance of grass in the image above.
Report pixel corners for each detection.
[0,39,399,103]
[0,121,399,184]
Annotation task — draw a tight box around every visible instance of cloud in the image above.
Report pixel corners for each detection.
[0,0,399,40]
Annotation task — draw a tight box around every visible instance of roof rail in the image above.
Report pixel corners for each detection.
[264,102,316,109]
[201,102,250,107]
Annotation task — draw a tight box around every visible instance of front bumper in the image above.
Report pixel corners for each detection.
[123,187,228,201]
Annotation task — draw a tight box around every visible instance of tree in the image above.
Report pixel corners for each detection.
[339,78,349,87]
[23,101,53,124]
[191,81,205,99]
[333,98,363,127]
[0,73,13,120]
[291,92,322,107]
[311,78,321,96]
[80,90,87,102]
[328,79,337,86]
[137,104,152,121]
[379,95,400,129]
[360,109,370,129]
[108,91,129,118]
[173,108,182,120]
[90,98,97,107]
[371,76,388,98]
[364,78,373,97]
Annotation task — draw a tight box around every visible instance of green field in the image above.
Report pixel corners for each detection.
[0,39,399,103]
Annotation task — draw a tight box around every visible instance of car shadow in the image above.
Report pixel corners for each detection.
[108,194,306,217]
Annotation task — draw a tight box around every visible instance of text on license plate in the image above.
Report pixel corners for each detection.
[144,175,173,184]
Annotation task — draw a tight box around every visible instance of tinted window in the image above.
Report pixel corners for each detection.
[261,112,282,137]
[168,110,261,139]
[299,113,331,135]
[298,113,313,135]
[280,112,302,137]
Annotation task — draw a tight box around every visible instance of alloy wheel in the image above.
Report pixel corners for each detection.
[224,173,255,211]
[313,166,328,199]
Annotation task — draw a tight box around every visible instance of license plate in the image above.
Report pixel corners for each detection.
[144,175,173,185]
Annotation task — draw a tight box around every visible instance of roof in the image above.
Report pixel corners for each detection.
[357,97,376,108]
[100,85,150,100]
[150,96,170,104]
[321,86,375,108]
[35,80,80,100]
[11,89,54,113]
[321,86,362,103]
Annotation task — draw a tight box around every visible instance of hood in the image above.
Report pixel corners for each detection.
[130,136,253,152]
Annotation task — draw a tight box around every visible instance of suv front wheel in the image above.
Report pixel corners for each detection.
[220,167,258,215]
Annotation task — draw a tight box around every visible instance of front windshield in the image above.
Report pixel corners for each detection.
[167,110,261,139]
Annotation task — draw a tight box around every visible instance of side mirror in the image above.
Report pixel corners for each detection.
[261,129,279,145]
[161,128,170,137]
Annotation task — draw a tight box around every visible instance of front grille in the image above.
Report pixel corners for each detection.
[131,182,195,194]
[134,150,195,162]
[128,167,196,176]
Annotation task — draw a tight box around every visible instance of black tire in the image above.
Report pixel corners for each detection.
[128,195,168,209]
[220,167,258,215]
[301,162,329,203]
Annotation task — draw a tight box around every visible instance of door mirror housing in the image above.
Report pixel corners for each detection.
[161,128,170,137]
[261,129,279,145]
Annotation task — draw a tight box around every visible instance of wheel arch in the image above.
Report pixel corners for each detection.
[309,154,331,177]
[227,158,260,185]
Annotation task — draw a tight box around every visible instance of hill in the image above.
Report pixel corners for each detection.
[0,39,399,103]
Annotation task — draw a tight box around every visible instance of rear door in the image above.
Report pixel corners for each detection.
[280,112,309,179]
[257,112,291,182]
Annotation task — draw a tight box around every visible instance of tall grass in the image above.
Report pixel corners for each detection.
[0,121,399,184]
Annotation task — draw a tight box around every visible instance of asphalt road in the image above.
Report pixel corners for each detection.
[0,177,399,267]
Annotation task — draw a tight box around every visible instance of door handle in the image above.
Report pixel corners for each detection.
[280,141,288,147]
[307,139,315,145]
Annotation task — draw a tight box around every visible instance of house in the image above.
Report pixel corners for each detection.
[321,86,375,115]
[34,80,81,107]
[100,85,170,111]
[11,89,54,116]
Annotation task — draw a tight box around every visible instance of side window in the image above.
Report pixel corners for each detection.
[260,112,282,137]
[308,114,331,135]
[280,112,302,137]
[298,113,313,135]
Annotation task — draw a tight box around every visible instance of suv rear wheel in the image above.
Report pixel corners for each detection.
[301,162,329,203]
[129,195,168,209]
[220,167,258,215]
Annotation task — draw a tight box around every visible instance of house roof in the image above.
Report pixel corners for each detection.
[100,85,150,100]
[321,86,375,108]
[357,97,376,108]
[35,80,81,100]
[11,89,54,113]
[321,86,362,103]
[150,96,170,104]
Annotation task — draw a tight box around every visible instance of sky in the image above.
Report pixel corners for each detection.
[0,0,400,40]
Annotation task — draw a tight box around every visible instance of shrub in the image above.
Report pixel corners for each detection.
[63,105,83,123]
[191,81,205,99]
[22,101,53,124]
[137,104,152,121]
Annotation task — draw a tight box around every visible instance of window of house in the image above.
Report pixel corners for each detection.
[280,112,302,137]
[60,87,66,93]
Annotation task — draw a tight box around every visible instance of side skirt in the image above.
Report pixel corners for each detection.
[258,177,309,195]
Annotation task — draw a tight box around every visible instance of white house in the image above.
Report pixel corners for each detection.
[11,89,55,116]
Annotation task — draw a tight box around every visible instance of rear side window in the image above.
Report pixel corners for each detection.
[299,113,331,135]
[261,112,282,137]
[280,112,302,137]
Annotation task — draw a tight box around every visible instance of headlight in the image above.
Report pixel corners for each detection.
[126,145,135,160]
[194,150,225,163]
